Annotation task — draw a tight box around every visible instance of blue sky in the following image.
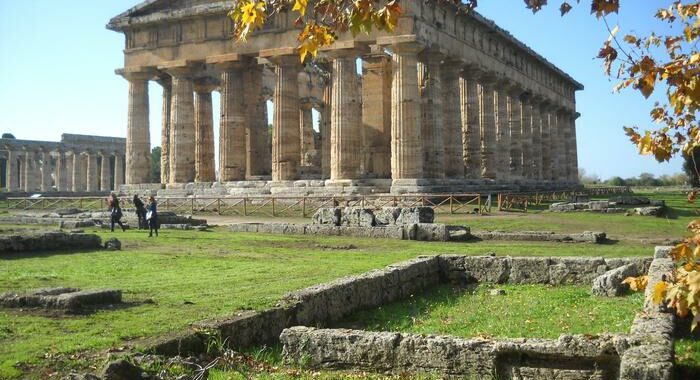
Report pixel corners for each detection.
[0,0,685,179]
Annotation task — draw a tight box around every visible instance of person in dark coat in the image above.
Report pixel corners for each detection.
[108,193,126,232]
[133,195,147,229]
[146,196,159,237]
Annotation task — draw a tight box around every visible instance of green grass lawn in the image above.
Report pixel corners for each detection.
[336,284,643,339]
[0,190,698,378]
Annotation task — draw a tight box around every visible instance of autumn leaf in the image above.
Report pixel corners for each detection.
[590,0,620,18]
[652,281,668,305]
[622,276,648,291]
[560,2,572,16]
[292,0,308,17]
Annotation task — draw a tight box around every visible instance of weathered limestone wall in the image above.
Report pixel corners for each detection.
[0,232,102,255]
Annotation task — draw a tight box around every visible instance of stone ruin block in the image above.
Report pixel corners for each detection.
[588,201,610,211]
[0,287,122,311]
[549,202,576,212]
[654,246,673,259]
[509,257,551,284]
[592,263,639,297]
[462,256,511,284]
[311,207,342,226]
[634,206,665,217]
[374,207,402,226]
[413,223,449,242]
[396,207,434,225]
[609,195,651,205]
[548,257,607,285]
[340,207,376,227]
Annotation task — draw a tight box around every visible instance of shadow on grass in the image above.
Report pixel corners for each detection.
[0,248,106,261]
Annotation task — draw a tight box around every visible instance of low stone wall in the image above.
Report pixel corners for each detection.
[439,255,650,286]
[550,197,666,216]
[146,257,441,356]
[0,288,122,311]
[228,223,451,241]
[281,327,625,379]
[0,231,102,254]
[0,211,207,229]
[470,230,606,243]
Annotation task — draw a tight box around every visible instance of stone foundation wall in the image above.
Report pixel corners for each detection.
[0,232,102,254]
[281,327,625,379]
[470,230,606,243]
[439,255,650,285]
[228,223,450,241]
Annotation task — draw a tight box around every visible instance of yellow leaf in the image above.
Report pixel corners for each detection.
[292,0,308,17]
[652,281,668,304]
[622,276,648,292]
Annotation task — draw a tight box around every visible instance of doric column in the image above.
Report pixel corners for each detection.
[460,68,481,179]
[55,150,67,192]
[120,69,153,184]
[540,102,553,181]
[552,108,565,182]
[167,66,196,183]
[495,81,511,181]
[508,87,523,180]
[40,149,52,192]
[480,75,498,180]
[299,101,315,167]
[530,96,544,180]
[157,76,172,184]
[243,63,270,178]
[24,149,38,192]
[114,154,124,189]
[194,80,217,182]
[6,150,18,191]
[268,54,301,181]
[390,43,424,180]
[86,151,98,191]
[441,59,464,178]
[418,51,445,179]
[520,94,533,180]
[217,62,247,181]
[570,112,580,182]
[329,48,362,182]
[320,81,332,179]
[100,152,111,191]
[362,51,392,178]
[71,151,84,192]
[64,151,74,191]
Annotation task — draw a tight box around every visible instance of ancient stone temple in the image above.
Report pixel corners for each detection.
[108,0,581,195]
[0,134,126,193]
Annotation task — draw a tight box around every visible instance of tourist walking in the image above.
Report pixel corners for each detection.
[146,196,159,237]
[133,194,147,229]
[108,193,126,232]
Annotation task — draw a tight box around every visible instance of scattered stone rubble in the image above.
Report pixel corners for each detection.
[0,231,102,254]
[0,287,122,312]
[591,263,639,297]
[550,195,666,216]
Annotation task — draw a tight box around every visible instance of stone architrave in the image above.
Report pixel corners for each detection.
[100,152,112,191]
[40,149,52,192]
[508,86,523,180]
[299,102,315,167]
[5,150,18,191]
[362,51,392,178]
[418,50,445,179]
[167,66,196,184]
[114,154,124,188]
[389,42,424,180]
[243,63,270,178]
[495,81,511,181]
[86,152,99,192]
[71,151,84,192]
[530,96,543,180]
[460,67,481,179]
[194,80,217,182]
[480,75,497,180]
[265,52,301,181]
[441,59,464,178]
[120,69,153,185]
[215,60,247,182]
[157,76,172,184]
[328,47,363,182]
[520,93,533,180]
